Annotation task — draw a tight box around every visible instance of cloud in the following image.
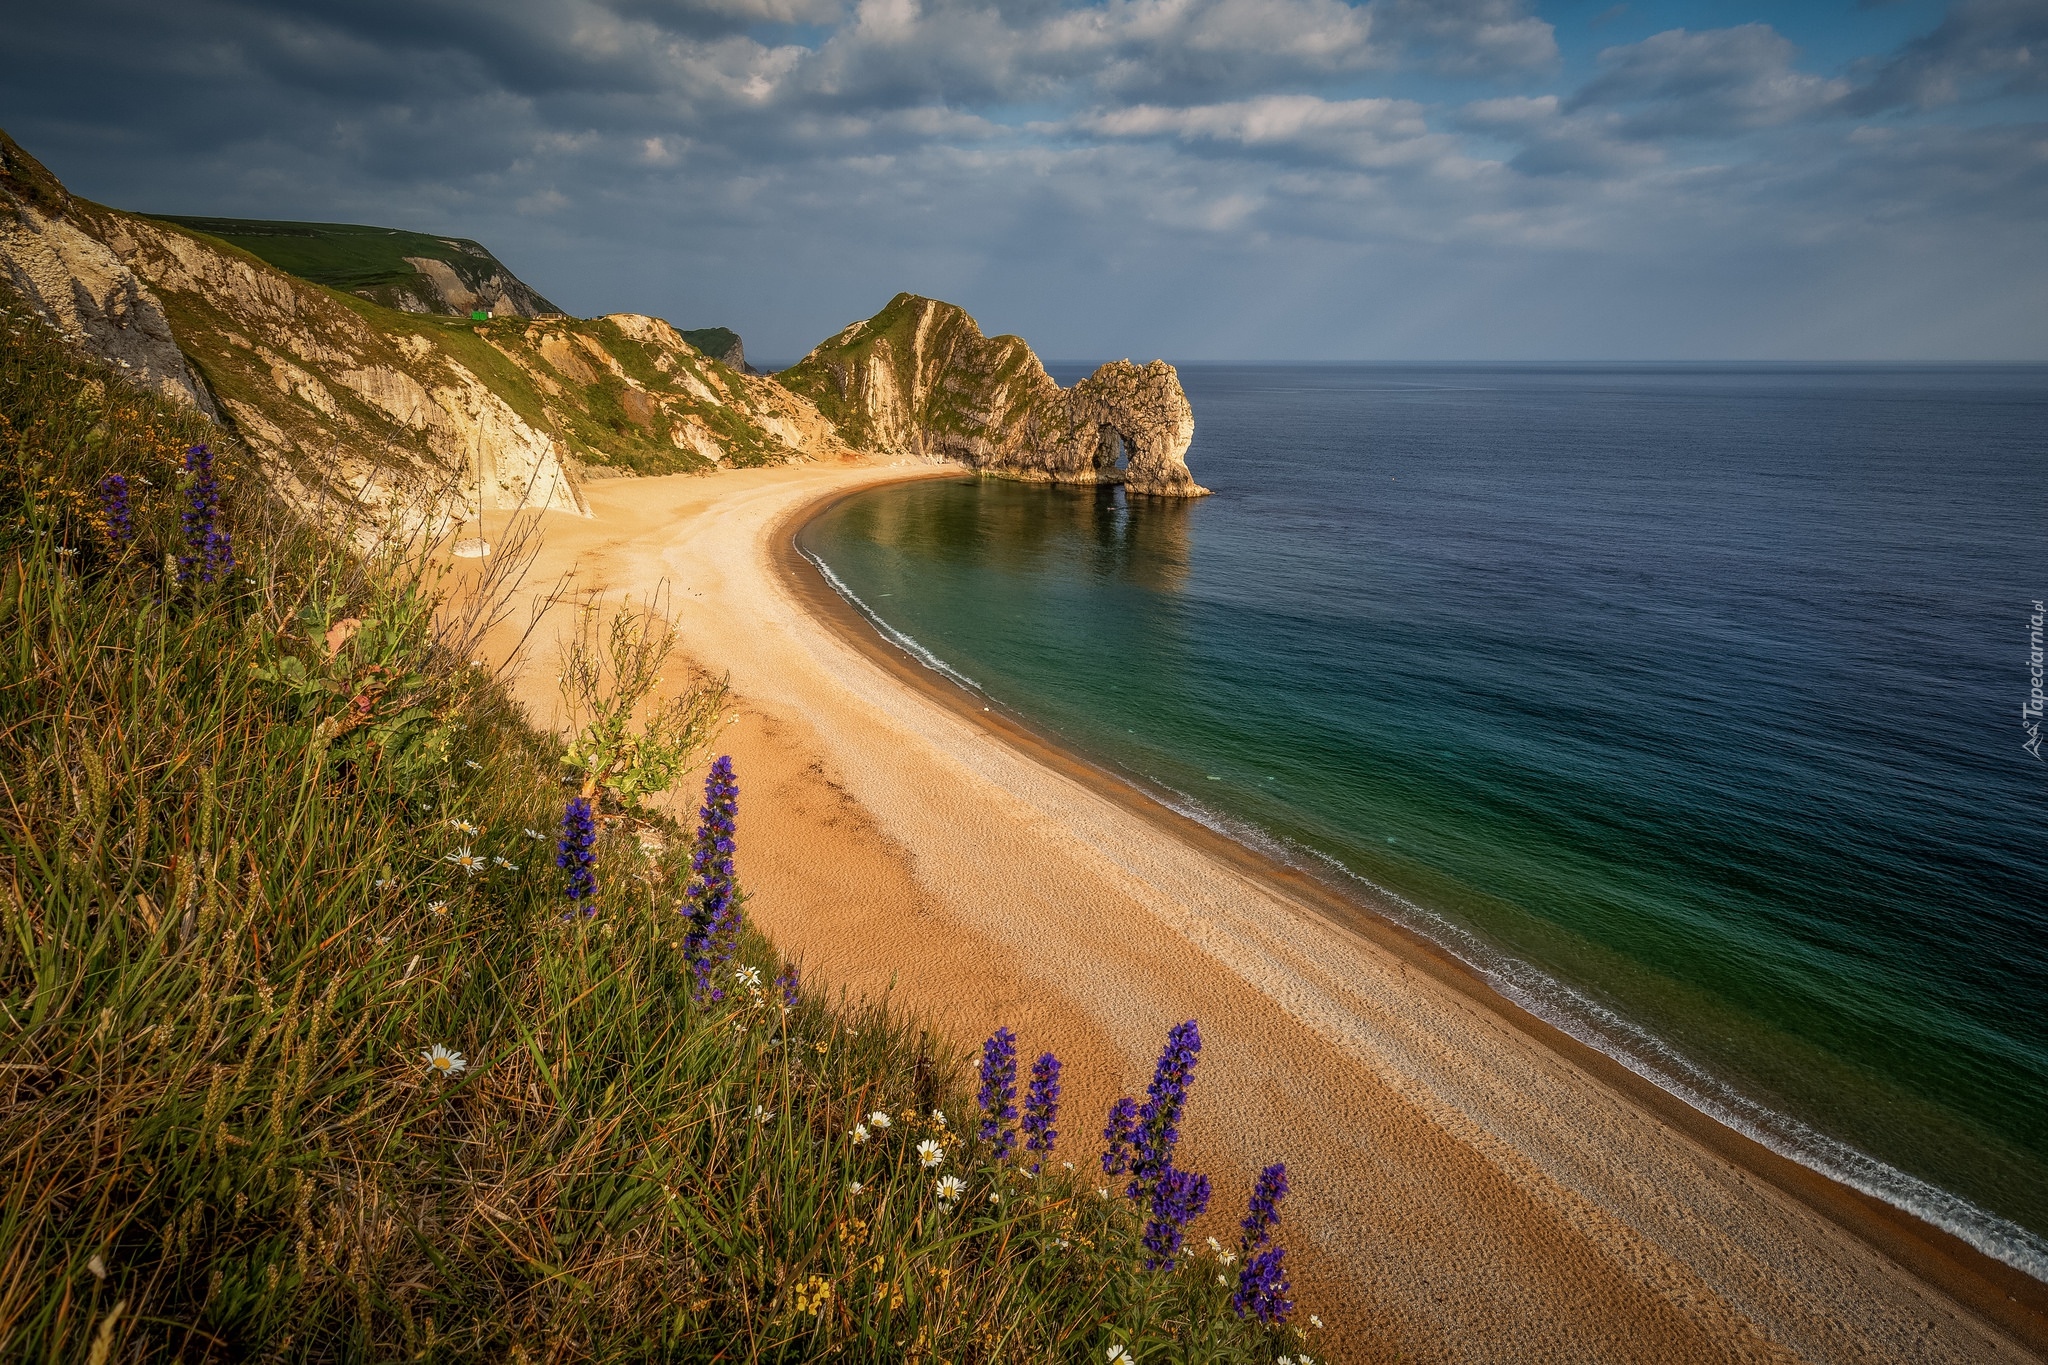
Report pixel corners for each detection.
[1569,25,1850,137]
[1846,0,2048,112]
[0,0,2042,359]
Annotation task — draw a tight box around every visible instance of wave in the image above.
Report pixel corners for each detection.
[797,544,984,693]
[1138,777,2048,1284]
[801,538,2048,1283]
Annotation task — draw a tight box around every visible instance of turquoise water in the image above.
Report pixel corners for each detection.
[795,364,2048,1275]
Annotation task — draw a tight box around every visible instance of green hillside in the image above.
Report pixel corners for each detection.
[147,215,564,317]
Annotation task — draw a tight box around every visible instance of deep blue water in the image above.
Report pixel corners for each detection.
[797,364,2048,1274]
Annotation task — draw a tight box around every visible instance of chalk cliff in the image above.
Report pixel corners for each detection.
[0,131,850,537]
[780,293,1207,497]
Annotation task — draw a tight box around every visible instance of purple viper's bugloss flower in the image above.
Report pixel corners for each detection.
[775,962,800,1009]
[977,1026,1019,1158]
[1233,1246,1293,1325]
[1021,1052,1061,1169]
[681,756,740,997]
[1101,1096,1138,1177]
[1142,1165,1211,1270]
[1128,1020,1201,1200]
[177,443,233,585]
[97,473,133,547]
[1239,1161,1289,1257]
[557,796,598,908]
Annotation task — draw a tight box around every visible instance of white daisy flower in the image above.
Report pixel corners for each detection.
[754,1105,774,1124]
[448,819,479,835]
[851,1123,871,1144]
[1062,1161,1074,1171]
[1218,1250,1237,1267]
[374,878,394,891]
[734,965,761,989]
[1309,1316,1323,1330]
[1218,1273,1228,1285]
[445,847,485,875]
[916,1139,944,1169]
[988,1191,1001,1205]
[1207,1236,1222,1255]
[1107,1348,1134,1365]
[929,1109,946,1128]
[935,1175,965,1201]
[421,1044,466,1077]
[868,1111,891,1128]
[491,856,518,870]
[428,901,449,916]
[523,828,544,840]
[1095,1187,1109,1200]
[848,1180,864,1194]
[1055,1237,1071,1249]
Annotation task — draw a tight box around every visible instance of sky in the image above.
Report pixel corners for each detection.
[3,0,2045,360]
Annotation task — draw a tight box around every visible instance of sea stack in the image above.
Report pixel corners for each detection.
[780,293,1210,496]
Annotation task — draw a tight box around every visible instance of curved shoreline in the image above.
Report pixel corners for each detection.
[770,471,2048,1356]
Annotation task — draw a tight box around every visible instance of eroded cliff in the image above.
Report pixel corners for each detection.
[780,293,1207,497]
[0,131,849,537]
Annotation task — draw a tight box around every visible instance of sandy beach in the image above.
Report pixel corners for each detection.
[485,458,2046,1364]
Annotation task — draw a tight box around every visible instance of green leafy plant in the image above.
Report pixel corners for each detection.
[558,591,726,811]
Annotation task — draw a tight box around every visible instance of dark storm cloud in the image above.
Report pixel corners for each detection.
[0,0,2043,358]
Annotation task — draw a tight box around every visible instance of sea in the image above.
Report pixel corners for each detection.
[793,363,2048,1277]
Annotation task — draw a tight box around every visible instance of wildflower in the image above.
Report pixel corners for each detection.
[557,796,598,910]
[848,1180,864,1194]
[869,1111,892,1129]
[463,759,481,770]
[917,1139,944,1169]
[1130,1021,1201,1199]
[445,847,485,875]
[1239,1162,1289,1257]
[734,964,762,990]
[791,1274,833,1315]
[176,443,234,585]
[977,1027,1019,1159]
[448,818,480,836]
[814,1040,828,1056]
[754,1105,774,1124]
[1218,1249,1237,1267]
[776,963,801,1008]
[1219,1274,1228,1286]
[935,1175,965,1201]
[523,828,543,840]
[1022,1052,1062,1169]
[491,856,519,870]
[97,473,133,547]
[930,1109,946,1128]
[428,901,449,916]
[852,1123,871,1144]
[1234,1246,1293,1326]
[1309,1316,1323,1330]
[1207,1236,1222,1256]
[680,756,740,995]
[1062,1161,1074,1171]
[1107,1348,1134,1364]
[374,878,394,891]
[1142,1165,1211,1270]
[988,1191,1002,1205]
[1101,1097,1138,1177]
[1095,1187,1110,1200]
[421,1044,467,1077]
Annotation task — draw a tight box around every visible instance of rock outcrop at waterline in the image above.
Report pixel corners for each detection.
[780,294,1208,497]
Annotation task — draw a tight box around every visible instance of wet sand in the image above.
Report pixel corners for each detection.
[490,459,2047,1364]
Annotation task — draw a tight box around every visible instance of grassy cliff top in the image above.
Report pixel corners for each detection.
[146,215,560,307]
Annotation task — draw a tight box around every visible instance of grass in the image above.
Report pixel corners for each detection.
[0,292,1314,1361]
[144,217,562,315]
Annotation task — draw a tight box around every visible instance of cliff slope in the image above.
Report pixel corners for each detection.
[0,131,846,535]
[150,215,566,319]
[780,293,1206,497]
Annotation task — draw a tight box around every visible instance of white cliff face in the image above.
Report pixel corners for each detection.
[0,194,216,416]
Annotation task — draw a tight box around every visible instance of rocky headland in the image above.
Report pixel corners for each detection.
[781,292,1206,497]
[0,129,1207,542]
